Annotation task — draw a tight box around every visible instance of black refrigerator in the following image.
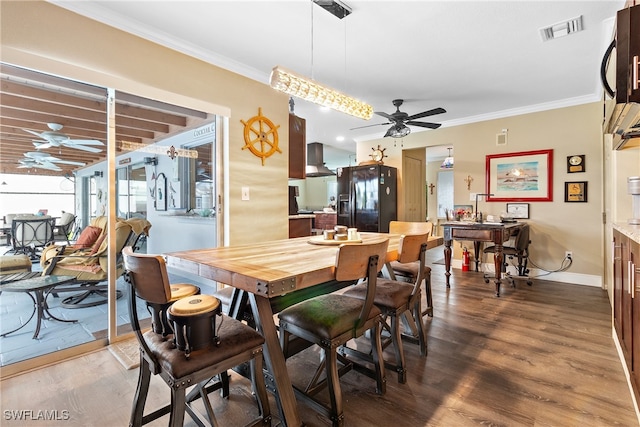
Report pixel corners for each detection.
[336,165,397,233]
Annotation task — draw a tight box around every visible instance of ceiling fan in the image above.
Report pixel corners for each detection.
[352,99,446,138]
[18,151,86,171]
[23,123,104,153]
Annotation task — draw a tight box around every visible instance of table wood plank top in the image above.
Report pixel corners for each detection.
[165,232,400,298]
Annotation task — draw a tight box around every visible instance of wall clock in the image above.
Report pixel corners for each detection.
[240,107,281,165]
[567,154,585,173]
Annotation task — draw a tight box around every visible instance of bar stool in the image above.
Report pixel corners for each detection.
[342,232,429,383]
[122,247,271,427]
[277,238,389,427]
[388,221,434,318]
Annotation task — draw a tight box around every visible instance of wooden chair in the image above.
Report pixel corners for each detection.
[342,232,429,383]
[122,247,271,427]
[388,221,434,317]
[277,238,389,427]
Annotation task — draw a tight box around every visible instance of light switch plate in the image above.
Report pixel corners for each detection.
[469,192,478,201]
[242,187,250,201]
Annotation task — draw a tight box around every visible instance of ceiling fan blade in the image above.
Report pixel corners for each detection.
[406,121,442,129]
[53,159,86,166]
[33,142,53,149]
[67,139,104,146]
[374,111,395,121]
[406,107,446,121]
[39,160,62,170]
[23,129,44,138]
[63,143,103,153]
[350,122,390,130]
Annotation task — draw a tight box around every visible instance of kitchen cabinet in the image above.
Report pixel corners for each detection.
[613,228,640,400]
[616,4,640,104]
[313,212,336,231]
[289,216,313,238]
[289,114,306,179]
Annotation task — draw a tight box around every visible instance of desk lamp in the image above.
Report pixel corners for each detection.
[474,193,494,223]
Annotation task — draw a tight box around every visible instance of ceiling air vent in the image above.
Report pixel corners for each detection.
[540,15,583,41]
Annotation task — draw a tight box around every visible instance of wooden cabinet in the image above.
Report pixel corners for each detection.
[616,4,640,104]
[313,213,336,231]
[289,114,306,179]
[613,229,640,399]
[289,217,312,238]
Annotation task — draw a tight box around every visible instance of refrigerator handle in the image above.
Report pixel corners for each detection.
[350,181,355,227]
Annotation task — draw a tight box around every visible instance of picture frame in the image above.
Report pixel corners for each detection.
[564,181,587,202]
[155,173,167,211]
[506,203,530,219]
[486,149,553,202]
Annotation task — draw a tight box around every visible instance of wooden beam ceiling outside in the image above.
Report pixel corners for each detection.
[0,63,211,177]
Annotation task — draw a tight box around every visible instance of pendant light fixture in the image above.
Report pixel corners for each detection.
[269,0,373,120]
[440,147,454,169]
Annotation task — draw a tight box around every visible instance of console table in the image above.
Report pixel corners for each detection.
[442,221,523,296]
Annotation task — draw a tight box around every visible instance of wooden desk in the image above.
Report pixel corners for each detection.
[442,221,523,297]
[165,232,401,427]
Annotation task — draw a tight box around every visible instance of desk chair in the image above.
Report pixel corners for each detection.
[122,247,271,427]
[342,232,429,383]
[278,239,389,427]
[483,224,532,287]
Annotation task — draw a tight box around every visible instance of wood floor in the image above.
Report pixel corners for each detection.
[1,255,637,426]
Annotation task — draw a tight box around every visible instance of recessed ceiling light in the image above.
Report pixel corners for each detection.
[336,136,345,141]
[540,15,583,41]
[319,106,331,113]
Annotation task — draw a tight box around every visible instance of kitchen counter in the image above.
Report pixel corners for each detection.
[613,222,640,244]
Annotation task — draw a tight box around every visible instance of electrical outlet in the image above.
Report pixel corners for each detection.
[565,251,573,260]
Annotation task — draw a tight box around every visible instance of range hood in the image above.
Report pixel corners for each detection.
[306,142,336,177]
[607,103,640,149]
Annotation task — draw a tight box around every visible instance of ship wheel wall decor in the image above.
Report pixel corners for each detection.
[241,107,281,165]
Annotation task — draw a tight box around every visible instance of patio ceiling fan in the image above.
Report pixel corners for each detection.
[18,151,86,171]
[22,123,104,153]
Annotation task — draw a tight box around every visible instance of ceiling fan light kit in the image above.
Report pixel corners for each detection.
[384,123,411,138]
[269,66,373,120]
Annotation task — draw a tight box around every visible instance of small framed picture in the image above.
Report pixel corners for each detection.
[506,203,529,219]
[565,181,587,202]
[567,155,585,173]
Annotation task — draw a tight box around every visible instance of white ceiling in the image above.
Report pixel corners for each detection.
[51,0,622,167]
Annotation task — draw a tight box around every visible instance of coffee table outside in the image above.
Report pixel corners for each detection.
[0,275,77,339]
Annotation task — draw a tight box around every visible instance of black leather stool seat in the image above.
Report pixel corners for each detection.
[344,279,413,311]
[388,261,433,317]
[144,314,264,380]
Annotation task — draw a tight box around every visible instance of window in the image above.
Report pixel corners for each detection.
[180,139,215,214]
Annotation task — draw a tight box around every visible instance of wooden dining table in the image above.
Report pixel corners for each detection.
[165,232,401,427]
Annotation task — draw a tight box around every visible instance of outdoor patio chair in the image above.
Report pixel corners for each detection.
[54,212,77,245]
[7,216,56,260]
[40,216,152,308]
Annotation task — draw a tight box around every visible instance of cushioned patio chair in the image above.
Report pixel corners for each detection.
[54,212,77,244]
[40,216,152,308]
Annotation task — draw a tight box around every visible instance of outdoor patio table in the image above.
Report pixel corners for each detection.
[0,275,77,339]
